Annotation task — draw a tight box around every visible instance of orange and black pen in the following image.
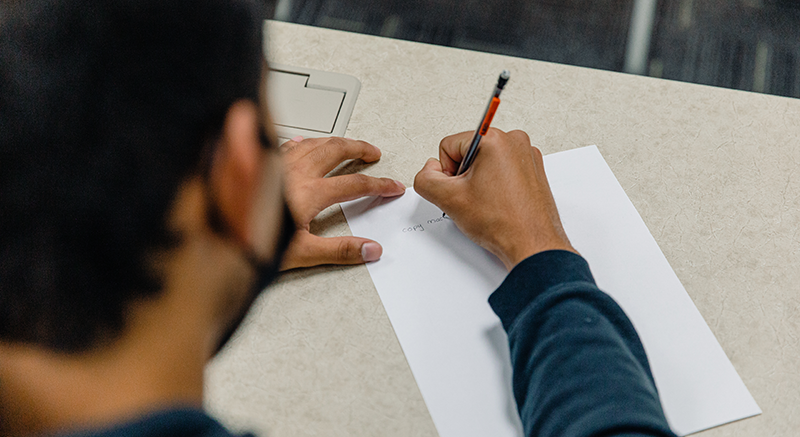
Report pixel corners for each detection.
[455,70,510,176]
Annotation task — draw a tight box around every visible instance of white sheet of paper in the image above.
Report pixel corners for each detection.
[341,145,760,437]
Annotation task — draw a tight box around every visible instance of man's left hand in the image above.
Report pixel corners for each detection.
[280,136,405,270]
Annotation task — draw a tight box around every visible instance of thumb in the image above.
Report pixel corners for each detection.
[280,231,383,270]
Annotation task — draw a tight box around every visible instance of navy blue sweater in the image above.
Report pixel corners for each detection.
[62,251,677,437]
[489,250,676,437]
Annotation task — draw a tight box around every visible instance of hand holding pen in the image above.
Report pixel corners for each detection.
[441,71,509,217]
[414,71,576,270]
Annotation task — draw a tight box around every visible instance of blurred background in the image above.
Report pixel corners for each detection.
[265,0,800,99]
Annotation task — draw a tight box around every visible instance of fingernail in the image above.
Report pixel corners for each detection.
[394,180,406,191]
[291,135,303,142]
[361,242,382,262]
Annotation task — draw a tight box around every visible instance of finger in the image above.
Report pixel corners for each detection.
[414,158,457,208]
[279,135,334,159]
[280,136,346,160]
[439,131,478,175]
[305,137,382,176]
[414,158,448,187]
[280,232,383,270]
[318,174,406,206]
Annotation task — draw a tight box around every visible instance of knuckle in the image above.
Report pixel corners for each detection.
[323,137,368,163]
[337,239,359,262]
[311,142,344,165]
[346,173,372,189]
[484,128,507,147]
[279,141,296,153]
[348,139,372,155]
[376,177,395,192]
[441,132,464,147]
[509,129,530,141]
[325,136,346,147]
[353,173,371,184]
[327,137,347,148]
[332,174,375,195]
[486,127,503,136]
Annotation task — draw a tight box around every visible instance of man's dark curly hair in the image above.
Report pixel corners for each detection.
[0,0,266,352]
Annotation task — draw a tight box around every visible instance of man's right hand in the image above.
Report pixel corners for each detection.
[413,128,577,271]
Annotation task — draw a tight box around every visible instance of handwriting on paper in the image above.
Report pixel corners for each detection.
[426,215,452,224]
[401,215,452,234]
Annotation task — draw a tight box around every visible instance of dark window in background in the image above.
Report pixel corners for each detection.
[651,0,800,97]
[270,0,800,99]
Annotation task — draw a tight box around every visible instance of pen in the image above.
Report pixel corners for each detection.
[455,70,510,176]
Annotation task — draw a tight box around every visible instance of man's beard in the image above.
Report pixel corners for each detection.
[213,201,296,355]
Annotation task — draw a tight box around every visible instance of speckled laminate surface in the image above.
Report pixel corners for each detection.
[204,21,800,437]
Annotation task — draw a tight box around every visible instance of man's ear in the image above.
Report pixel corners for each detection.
[208,100,263,246]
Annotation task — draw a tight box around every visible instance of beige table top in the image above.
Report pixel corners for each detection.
[204,21,800,437]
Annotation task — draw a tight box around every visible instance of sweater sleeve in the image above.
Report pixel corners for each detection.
[488,250,678,437]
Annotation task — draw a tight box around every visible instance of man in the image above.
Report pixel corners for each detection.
[0,0,677,436]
